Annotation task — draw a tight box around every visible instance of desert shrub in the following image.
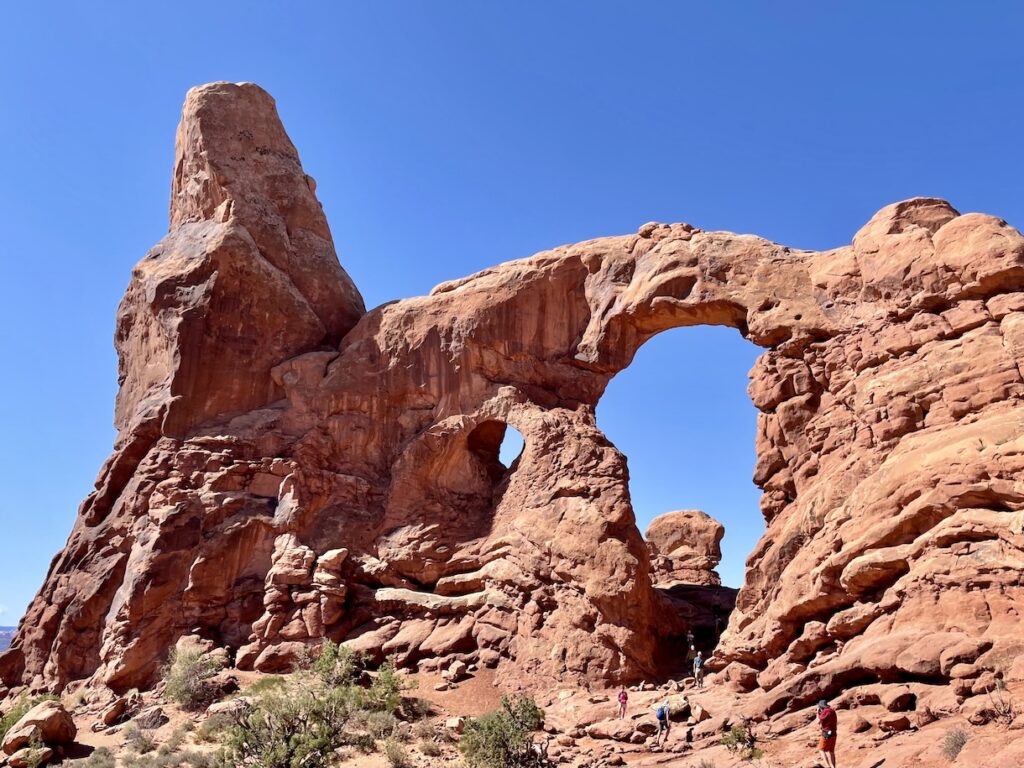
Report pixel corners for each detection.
[82,747,117,768]
[0,694,57,743]
[346,707,370,732]
[158,726,188,755]
[311,640,364,688]
[459,696,546,768]
[420,740,442,756]
[412,720,435,740]
[124,723,158,754]
[20,737,50,768]
[403,695,433,721]
[384,737,413,768]
[247,675,287,697]
[986,684,1016,723]
[367,658,413,713]
[123,751,214,768]
[163,648,223,711]
[942,728,968,761]
[217,685,367,768]
[721,723,762,760]
[66,686,89,710]
[366,710,399,739]
[697,761,717,768]
[195,712,234,743]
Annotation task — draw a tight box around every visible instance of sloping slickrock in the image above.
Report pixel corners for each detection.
[2,83,1024,719]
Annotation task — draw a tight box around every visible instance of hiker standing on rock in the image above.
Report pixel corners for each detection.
[816,699,838,768]
[693,650,705,688]
[617,687,628,718]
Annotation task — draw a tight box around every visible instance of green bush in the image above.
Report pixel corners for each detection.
[206,652,416,767]
[942,728,968,761]
[163,648,223,711]
[383,737,413,768]
[195,712,234,743]
[721,723,762,760]
[366,710,399,739]
[420,740,442,757]
[217,685,368,768]
[367,658,413,713]
[311,640,364,688]
[412,720,435,740]
[158,726,189,755]
[21,737,50,768]
[123,751,214,768]
[81,747,117,768]
[247,675,287,697]
[459,696,545,768]
[124,723,157,754]
[403,695,433,721]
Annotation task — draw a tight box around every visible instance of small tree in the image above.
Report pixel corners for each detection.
[459,696,546,768]
[367,657,414,713]
[311,640,364,688]
[218,687,356,768]
[163,648,222,711]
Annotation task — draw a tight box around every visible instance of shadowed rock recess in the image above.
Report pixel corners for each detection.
[3,83,1024,715]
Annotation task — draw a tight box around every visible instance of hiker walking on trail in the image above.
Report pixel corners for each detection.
[816,699,838,768]
[617,687,628,718]
[653,699,671,748]
[693,650,705,688]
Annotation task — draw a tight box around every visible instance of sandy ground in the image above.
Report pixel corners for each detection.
[46,666,1024,768]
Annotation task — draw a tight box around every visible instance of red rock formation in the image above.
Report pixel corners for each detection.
[3,83,1024,719]
[645,510,724,586]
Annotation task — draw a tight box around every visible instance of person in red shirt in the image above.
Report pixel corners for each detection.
[816,699,838,768]
[617,687,628,718]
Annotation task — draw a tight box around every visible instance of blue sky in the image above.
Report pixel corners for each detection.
[1,3,1022,619]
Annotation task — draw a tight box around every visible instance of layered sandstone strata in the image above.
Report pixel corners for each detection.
[2,83,1023,715]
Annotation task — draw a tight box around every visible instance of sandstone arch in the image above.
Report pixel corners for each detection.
[3,84,1024,716]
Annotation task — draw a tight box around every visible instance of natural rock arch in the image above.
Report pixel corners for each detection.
[3,84,1024,719]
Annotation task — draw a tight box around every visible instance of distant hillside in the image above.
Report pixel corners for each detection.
[0,627,14,651]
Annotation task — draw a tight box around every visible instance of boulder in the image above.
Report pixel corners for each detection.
[877,713,912,733]
[645,510,725,586]
[881,686,916,713]
[1,701,76,754]
[8,746,54,767]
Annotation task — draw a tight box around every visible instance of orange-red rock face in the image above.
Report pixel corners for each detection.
[3,84,1023,708]
[646,510,724,587]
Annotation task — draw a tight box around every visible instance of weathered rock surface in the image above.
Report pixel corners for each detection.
[2,84,1024,726]
[1,700,76,754]
[646,510,724,586]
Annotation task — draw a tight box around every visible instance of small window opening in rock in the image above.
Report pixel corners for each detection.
[499,426,525,468]
[467,420,525,484]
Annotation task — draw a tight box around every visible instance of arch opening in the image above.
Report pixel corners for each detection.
[467,420,525,486]
[597,325,764,668]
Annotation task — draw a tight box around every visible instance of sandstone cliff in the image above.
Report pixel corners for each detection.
[2,83,1023,723]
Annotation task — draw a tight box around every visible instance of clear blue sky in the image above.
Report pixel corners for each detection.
[1,3,1022,620]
